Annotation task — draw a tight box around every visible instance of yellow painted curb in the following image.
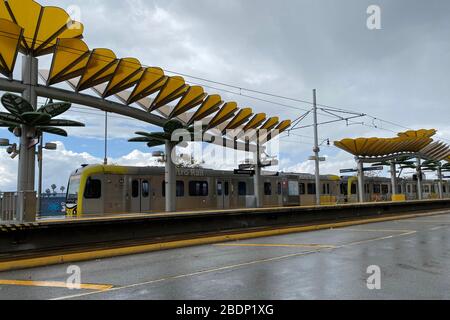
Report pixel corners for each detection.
[0,211,446,272]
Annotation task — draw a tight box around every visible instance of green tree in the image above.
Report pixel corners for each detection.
[0,93,85,137]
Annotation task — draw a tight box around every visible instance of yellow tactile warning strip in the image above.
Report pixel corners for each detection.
[0,210,448,272]
[214,243,337,249]
[0,279,112,291]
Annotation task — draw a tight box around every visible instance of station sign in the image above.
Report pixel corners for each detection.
[365,166,384,172]
[234,169,255,176]
[340,168,357,173]
[340,166,384,174]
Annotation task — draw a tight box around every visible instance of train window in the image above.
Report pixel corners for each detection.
[217,182,223,196]
[413,185,417,193]
[177,181,185,197]
[444,185,447,193]
[85,178,101,199]
[162,181,185,197]
[299,183,305,195]
[277,182,282,195]
[238,182,247,196]
[381,185,389,195]
[264,183,272,196]
[142,180,149,198]
[307,183,316,195]
[373,184,381,194]
[431,185,435,193]
[424,185,430,193]
[322,183,330,195]
[224,182,229,196]
[351,184,357,195]
[132,180,139,198]
[407,185,411,193]
[340,183,348,195]
[397,185,402,194]
[189,181,208,197]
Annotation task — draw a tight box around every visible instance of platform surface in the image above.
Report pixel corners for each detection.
[0,211,450,300]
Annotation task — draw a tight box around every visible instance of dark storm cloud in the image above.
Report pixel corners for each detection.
[39,0,450,144]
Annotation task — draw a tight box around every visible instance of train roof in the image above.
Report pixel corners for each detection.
[70,164,340,180]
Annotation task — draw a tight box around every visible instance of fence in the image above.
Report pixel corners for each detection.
[0,192,17,222]
[1,191,37,223]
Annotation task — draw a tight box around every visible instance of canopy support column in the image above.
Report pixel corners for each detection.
[437,166,443,200]
[357,159,365,203]
[416,158,423,200]
[17,55,38,222]
[254,133,263,208]
[165,141,176,212]
[390,162,397,199]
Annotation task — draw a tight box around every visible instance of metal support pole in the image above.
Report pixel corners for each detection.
[390,162,397,198]
[254,132,262,208]
[312,89,321,206]
[437,166,443,199]
[104,111,108,165]
[357,160,365,203]
[17,55,38,222]
[416,158,423,200]
[37,133,43,216]
[165,141,176,212]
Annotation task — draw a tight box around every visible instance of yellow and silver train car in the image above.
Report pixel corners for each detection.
[65,164,341,215]
[65,164,449,215]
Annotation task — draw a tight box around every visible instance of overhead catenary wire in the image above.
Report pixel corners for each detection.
[0,31,448,144]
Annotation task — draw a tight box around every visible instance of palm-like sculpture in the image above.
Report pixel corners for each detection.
[129,119,204,148]
[0,93,84,137]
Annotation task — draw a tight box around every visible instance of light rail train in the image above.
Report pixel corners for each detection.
[65,164,450,215]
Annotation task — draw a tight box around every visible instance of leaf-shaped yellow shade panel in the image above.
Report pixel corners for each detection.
[260,117,279,131]
[0,1,11,21]
[243,113,266,131]
[398,129,436,139]
[48,38,89,85]
[208,102,238,129]
[170,86,207,119]
[128,67,167,105]
[77,48,117,92]
[0,19,23,77]
[5,0,84,56]
[188,94,223,125]
[276,120,292,134]
[334,136,434,157]
[225,108,253,131]
[150,76,188,111]
[5,0,41,52]
[103,58,143,98]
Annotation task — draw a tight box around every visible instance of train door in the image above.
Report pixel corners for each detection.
[130,178,151,213]
[217,180,231,209]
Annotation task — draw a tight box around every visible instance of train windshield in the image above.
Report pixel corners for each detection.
[67,175,81,202]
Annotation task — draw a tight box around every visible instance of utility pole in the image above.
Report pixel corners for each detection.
[312,89,321,206]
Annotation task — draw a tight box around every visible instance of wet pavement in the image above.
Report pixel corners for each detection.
[1,212,450,300]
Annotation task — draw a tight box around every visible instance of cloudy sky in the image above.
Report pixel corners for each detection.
[1,0,450,191]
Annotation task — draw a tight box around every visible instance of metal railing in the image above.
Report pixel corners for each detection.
[0,192,17,223]
[1,191,37,223]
